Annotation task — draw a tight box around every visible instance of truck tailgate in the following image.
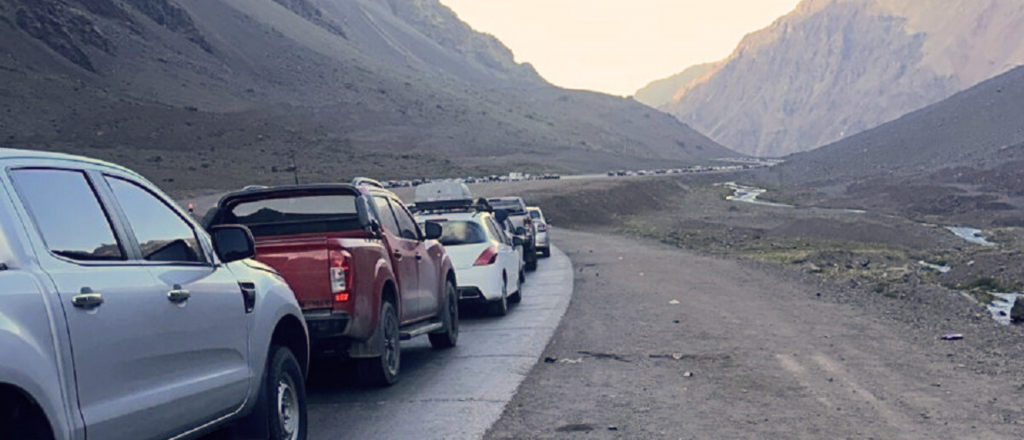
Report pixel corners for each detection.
[255,238,333,311]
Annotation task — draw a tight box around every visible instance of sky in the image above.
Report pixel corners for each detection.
[439,0,803,96]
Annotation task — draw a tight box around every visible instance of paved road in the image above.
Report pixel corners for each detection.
[303,246,574,439]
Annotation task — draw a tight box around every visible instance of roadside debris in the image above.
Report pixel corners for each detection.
[672,353,684,360]
[918,261,951,274]
[683,371,694,378]
[607,426,618,431]
[941,333,964,341]
[669,300,680,305]
[987,293,1020,326]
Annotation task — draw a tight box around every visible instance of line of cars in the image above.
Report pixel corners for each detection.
[0,149,550,440]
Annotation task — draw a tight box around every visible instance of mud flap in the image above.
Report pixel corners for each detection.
[347,324,384,359]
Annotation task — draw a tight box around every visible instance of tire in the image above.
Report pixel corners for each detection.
[525,258,538,272]
[540,247,551,258]
[518,267,526,285]
[266,346,307,440]
[357,301,401,386]
[490,278,509,316]
[0,391,53,440]
[429,281,459,349]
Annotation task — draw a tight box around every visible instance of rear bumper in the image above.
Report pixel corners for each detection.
[304,310,351,340]
[456,265,506,302]
[535,231,549,248]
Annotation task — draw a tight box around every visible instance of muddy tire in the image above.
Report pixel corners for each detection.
[266,346,307,440]
[429,281,459,349]
[357,301,401,386]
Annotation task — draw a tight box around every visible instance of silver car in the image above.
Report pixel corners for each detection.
[527,207,551,258]
[0,149,309,440]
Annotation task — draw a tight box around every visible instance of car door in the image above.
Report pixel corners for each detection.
[100,174,251,434]
[392,200,439,317]
[373,196,421,321]
[6,167,242,440]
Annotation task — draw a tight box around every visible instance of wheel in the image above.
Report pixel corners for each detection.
[0,391,53,440]
[489,277,509,316]
[266,346,307,440]
[540,247,551,258]
[518,267,526,285]
[525,257,538,271]
[357,301,401,386]
[429,281,459,349]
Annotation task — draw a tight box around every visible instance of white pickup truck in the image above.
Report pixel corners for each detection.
[0,149,309,440]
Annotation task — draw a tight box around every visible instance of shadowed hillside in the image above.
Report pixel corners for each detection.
[0,0,733,192]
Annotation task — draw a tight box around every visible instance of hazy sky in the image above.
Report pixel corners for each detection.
[439,0,803,96]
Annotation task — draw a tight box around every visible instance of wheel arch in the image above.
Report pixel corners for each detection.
[270,314,309,377]
[0,383,55,439]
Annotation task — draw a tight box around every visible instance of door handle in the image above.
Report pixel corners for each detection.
[393,251,404,261]
[415,254,423,261]
[72,293,104,309]
[167,289,191,303]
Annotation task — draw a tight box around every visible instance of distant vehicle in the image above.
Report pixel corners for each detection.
[413,190,525,316]
[0,149,309,440]
[528,207,551,258]
[488,197,538,271]
[206,180,459,387]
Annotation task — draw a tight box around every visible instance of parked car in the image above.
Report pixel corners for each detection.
[205,179,459,386]
[413,185,525,316]
[487,197,538,271]
[0,149,309,440]
[527,207,551,258]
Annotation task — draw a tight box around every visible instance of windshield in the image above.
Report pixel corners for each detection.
[436,220,488,246]
[226,195,360,237]
[489,199,526,214]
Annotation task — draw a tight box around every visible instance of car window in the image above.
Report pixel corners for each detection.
[391,201,421,241]
[486,218,510,245]
[529,210,541,220]
[226,195,360,237]
[11,169,124,261]
[438,221,488,246]
[105,176,206,263]
[373,197,402,235]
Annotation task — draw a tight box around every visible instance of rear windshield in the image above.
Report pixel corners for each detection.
[226,195,360,237]
[437,221,488,246]
[489,199,525,214]
[529,210,541,219]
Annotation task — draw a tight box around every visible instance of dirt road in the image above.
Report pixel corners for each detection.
[487,229,1024,439]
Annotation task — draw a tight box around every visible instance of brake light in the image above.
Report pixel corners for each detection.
[329,249,353,302]
[474,246,498,266]
[537,223,547,232]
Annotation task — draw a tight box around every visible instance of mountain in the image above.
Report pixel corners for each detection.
[634,63,714,108]
[0,0,732,192]
[658,0,1024,157]
[773,64,1024,223]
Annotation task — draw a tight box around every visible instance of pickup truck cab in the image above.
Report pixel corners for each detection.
[206,180,459,386]
[0,149,309,440]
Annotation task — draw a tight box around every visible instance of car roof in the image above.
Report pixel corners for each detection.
[0,148,139,176]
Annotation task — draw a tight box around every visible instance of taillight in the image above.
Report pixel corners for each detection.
[537,223,547,232]
[329,249,353,302]
[474,246,498,266]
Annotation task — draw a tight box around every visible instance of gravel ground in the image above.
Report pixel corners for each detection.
[486,229,1024,440]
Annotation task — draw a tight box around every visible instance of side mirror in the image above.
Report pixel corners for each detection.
[423,221,443,240]
[210,225,256,263]
[494,210,509,223]
[513,236,523,247]
[515,226,526,236]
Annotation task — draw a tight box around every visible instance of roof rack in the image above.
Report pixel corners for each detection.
[352,177,385,189]
[413,197,493,215]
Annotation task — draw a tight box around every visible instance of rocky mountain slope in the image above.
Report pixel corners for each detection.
[772,64,1024,225]
[653,0,1024,157]
[0,0,731,192]
[634,62,714,109]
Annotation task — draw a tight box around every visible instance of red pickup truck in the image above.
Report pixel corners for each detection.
[205,182,459,386]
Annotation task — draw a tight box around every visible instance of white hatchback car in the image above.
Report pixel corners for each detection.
[415,209,524,316]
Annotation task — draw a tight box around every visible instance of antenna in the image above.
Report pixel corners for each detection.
[290,150,299,185]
